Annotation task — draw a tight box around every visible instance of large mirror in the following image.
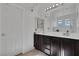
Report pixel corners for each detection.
[48,3,78,33]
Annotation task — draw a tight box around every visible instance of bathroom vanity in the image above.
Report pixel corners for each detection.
[34,3,79,56]
[34,33,79,56]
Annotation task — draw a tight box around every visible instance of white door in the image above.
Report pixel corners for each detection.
[1,4,23,56]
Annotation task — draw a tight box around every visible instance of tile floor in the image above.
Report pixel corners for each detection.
[19,49,47,56]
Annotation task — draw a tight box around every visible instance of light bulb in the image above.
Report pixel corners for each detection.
[56,3,59,6]
[47,8,49,9]
[53,5,54,7]
[50,7,52,9]
[45,9,47,11]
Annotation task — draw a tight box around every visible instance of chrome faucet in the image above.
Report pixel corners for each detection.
[63,30,69,36]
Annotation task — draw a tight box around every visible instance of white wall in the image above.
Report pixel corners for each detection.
[0,4,2,55]
[23,10,35,53]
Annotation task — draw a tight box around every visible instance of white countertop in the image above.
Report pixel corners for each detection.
[35,32,79,40]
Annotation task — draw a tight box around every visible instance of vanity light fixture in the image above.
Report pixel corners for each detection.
[44,9,47,11]
[56,3,59,6]
[50,7,52,9]
[52,5,55,7]
[45,3,63,12]
[47,8,48,9]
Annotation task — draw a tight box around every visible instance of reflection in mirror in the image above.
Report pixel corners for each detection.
[35,17,44,33]
[48,4,78,33]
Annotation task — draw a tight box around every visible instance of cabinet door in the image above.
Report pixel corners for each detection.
[41,36,51,55]
[51,37,61,56]
[62,39,74,56]
[34,34,37,49]
[74,40,79,56]
[34,34,40,49]
[34,34,43,50]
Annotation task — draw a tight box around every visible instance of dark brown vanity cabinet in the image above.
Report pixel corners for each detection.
[34,34,79,56]
[34,34,43,50]
[51,37,61,56]
[34,34,51,55]
[61,39,75,56]
[74,40,79,56]
[41,36,51,55]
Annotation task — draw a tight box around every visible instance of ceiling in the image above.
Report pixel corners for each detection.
[12,3,38,10]
[9,3,77,12]
[11,3,57,11]
[9,3,77,18]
